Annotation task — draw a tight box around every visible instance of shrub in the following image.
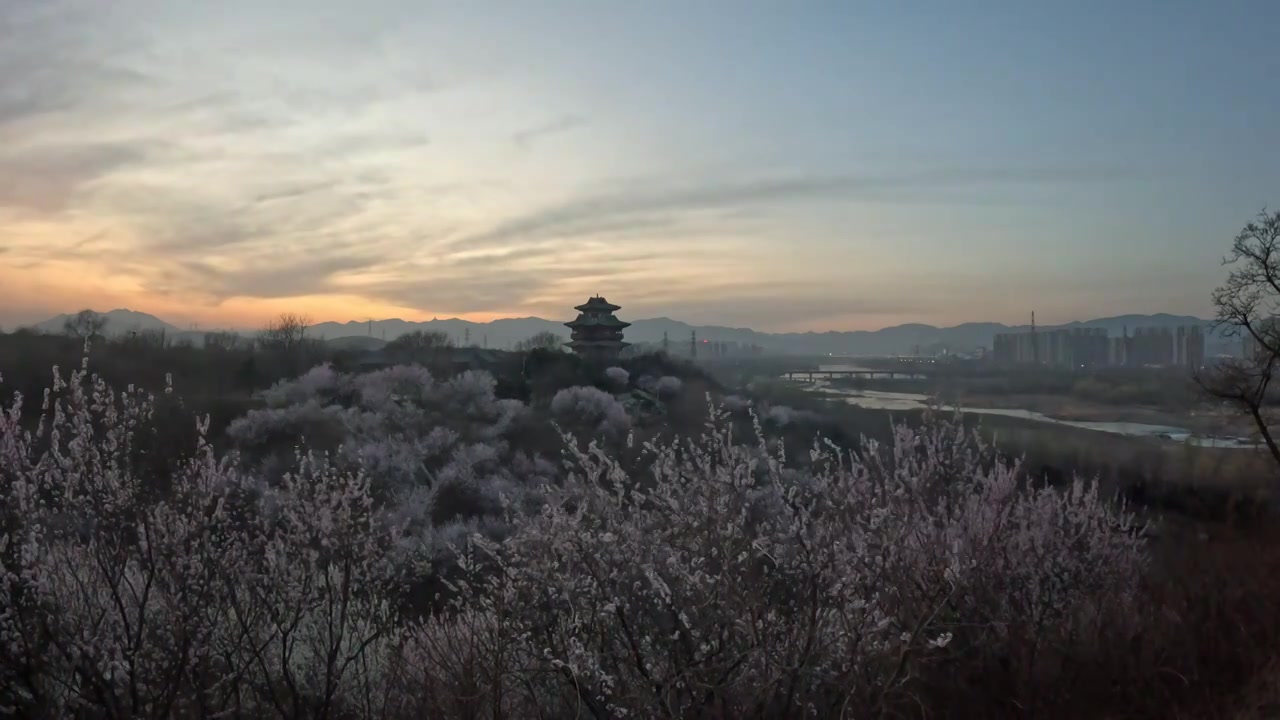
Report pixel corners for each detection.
[550,385,631,437]
[228,364,530,497]
[429,405,1147,717]
[1,356,1160,718]
[763,403,818,427]
[0,355,419,717]
[604,366,630,389]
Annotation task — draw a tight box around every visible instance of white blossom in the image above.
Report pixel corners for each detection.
[0,351,1149,718]
[604,366,630,389]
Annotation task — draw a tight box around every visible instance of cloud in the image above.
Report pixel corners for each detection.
[253,181,341,205]
[184,252,388,300]
[0,4,159,216]
[0,141,153,214]
[359,272,551,314]
[0,3,809,321]
[0,2,1180,331]
[513,115,587,149]
[606,276,930,331]
[444,166,1122,253]
[348,241,676,314]
[0,1,150,130]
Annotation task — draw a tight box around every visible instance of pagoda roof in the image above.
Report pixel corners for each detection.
[565,316,631,329]
[574,296,621,313]
[566,339,630,349]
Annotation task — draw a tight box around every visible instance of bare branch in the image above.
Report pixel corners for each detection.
[1198,208,1280,471]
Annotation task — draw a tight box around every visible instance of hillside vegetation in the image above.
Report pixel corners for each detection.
[2,331,1280,717]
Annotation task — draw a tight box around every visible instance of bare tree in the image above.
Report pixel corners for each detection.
[121,328,170,349]
[62,309,107,340]
[259,312,311,352]
[204,330,245,351]
[514,331,563,352]
[384,330,454,366]
[386,330,454,354]
[1196,209,1280,467]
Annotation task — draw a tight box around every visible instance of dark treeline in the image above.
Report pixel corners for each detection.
[0,328,735,456]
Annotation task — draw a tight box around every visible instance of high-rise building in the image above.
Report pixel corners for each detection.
[993,327,1106,368]
[994,324,1203,369]
[1175,326,1205,369]
[1130,327,1174,366]
[1107,327,1130,367]
[1125,325,1204,368]
[993,331,1040,365]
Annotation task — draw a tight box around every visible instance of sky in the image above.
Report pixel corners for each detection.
[1,0,1279,332]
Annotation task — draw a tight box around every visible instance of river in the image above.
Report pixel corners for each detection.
[800,368,1259,449]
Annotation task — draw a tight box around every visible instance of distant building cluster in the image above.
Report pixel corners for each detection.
[626,337,765,358]
[992,325,1205,369]
[686,337,765,358]
[993,328,1105,368]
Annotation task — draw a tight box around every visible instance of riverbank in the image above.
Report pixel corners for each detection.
[938,392,1250,437]
[822,376,1249,438]
[753,379,1278,517]
[812,384,1257,448]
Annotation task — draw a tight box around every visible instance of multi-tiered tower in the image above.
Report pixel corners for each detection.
[565,296,630,361]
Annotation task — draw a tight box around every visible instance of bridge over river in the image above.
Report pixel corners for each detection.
[781,368,933,381]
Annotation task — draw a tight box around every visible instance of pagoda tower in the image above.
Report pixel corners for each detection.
[565,296,630,361]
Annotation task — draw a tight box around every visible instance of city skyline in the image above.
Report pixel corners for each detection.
[3,1,1279,332]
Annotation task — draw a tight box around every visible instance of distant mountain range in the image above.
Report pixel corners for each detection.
[20,308,1228,357]
[29,309,189,338]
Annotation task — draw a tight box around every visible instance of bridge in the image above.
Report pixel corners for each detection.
[781,368,932,381]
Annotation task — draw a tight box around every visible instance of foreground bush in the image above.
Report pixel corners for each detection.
[0,356,1158,718]
[0,358,418,717]
[427,411,1146,716]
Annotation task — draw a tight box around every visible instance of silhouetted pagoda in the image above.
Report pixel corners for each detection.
[565,296,630,361]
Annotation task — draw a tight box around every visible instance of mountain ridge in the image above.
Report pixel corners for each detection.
[20,308,1217,356]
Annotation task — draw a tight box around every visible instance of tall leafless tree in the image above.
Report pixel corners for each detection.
[514,331,563,352]
[1195,209,1280,467]
[259,312,311,352]
[62,309,107,340]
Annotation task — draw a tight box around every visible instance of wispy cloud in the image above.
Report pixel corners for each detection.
[359,273,551,314]
[584,274,932,330]
[513,115,587,149]
[445,166,1121,253]
[0,141,154,215]
[0,0,1227,330]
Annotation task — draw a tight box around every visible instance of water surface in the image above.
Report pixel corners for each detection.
[805,383,1259,449]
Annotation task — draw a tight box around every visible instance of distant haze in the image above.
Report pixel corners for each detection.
[2,2,1277,331]
[21,308,1226,357]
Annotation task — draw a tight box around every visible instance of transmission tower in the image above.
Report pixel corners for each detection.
[1031,311,1039,365]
